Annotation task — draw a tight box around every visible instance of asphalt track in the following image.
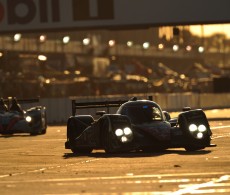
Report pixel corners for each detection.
[0,109,229,195]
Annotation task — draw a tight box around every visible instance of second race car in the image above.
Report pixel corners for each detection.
[0,97,47,135]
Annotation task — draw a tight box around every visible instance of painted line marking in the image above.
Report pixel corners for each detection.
[0,172,228,183]
[171,175,230,195]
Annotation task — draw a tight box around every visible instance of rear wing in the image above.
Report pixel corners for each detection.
[71,100,127,116]
[3,97,40,107]
[71,96,153,116]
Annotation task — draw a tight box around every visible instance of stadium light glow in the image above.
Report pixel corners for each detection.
[173,44,179,52]
[83,38,90,45]
[108,40,116,47]
[158,43,164,50]
[198,46,204,53]
[63,36,70,44]
[14,33,22,42]
[38,55,47,61]
[39,35,46,43]
[143,42,150,49]
[127,41,133,47]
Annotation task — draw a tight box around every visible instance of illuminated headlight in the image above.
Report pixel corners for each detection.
[198,124,207,132]
[189,124,197,132]
[115,127,133,143]
[115,129,124,137]
[197,132,204,139]
[121,136,128,143]
[26,116,32,122]
[124,127,132,136]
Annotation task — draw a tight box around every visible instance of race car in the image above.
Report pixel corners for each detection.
[0,97,47,135]
[65,96,216,154]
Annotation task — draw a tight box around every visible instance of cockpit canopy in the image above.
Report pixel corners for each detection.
[117,100,164,125]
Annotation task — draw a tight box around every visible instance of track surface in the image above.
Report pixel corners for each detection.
[0,111,230,194]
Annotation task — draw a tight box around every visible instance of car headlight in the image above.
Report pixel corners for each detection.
[198,124,207,132]
[115,129,123,137]
[26,116,32,122]
[197,132,204,139]
[115,127,133,143]
[189,124,197,132]
[188,123,207,139]
[121,136,128,143]
[124,127,132,136]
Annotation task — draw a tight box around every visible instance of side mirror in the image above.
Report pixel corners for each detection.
[163,111,171,121]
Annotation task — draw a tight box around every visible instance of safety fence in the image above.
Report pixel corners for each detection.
[30,93,230,124]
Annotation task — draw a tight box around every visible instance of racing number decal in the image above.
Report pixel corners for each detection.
[72,0,114,20]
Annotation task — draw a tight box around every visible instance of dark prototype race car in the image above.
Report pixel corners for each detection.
[65,97,216,154]
[0,98,47,135]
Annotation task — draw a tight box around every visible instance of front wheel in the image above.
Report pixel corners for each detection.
[101,118,116,154]
[67,116,94,154]
[71,147,93,154]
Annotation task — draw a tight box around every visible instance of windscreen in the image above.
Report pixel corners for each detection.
[123,105,163,125]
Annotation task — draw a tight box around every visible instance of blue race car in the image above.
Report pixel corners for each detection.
[0,97,47,135]
[65,97,216,154]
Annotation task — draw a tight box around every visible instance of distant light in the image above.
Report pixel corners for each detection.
[0,52,3,57]
[143,42,150,49]
[111,56,116,60]
[186,45,192,51]
[158,43,164,50]
[168,78,175,84]
[45,79,51,84]
[14,33,22,42]
[63,36,70,44]
[74,70,81,75]
[83,38,90,45]
[127,41,133,47]
[38,55,47,61]
[198,46,204,53]
[108,40,115,47]
[180,74,186,79]
[39,35,46,43]
[173,44,179,52]
[64,70,70,75]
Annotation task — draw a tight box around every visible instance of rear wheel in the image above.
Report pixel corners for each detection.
[41,111,47,134]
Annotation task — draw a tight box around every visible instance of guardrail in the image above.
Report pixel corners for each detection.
[26,93,230,124]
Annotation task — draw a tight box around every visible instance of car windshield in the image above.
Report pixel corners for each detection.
[124,105,163,124]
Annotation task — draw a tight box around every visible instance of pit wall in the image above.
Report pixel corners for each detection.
[36,93,230,124]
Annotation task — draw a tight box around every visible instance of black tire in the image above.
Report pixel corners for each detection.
[41,111,47,134]
[71,147,93,154]
[67,116,94,154]
[30,109,47,136]
[184,146,205,152]
[101,118,115,153]
[67,118,85,143]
